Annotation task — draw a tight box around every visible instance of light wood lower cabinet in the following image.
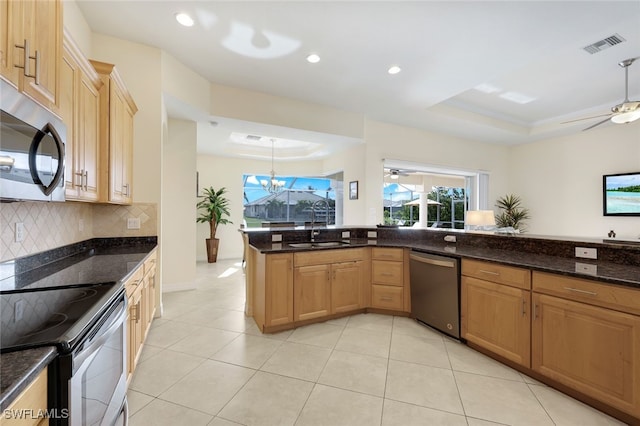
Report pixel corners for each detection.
[125,249,157,382]
[461,259,532,367]
[0,367,48,426]
[462,276,531,367]
[252,252,294,331]
[532,273,640,419]
[370,247,409,311]
[331,261,363,314]
[294,264,331,321]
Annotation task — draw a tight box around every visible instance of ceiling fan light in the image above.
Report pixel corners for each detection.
[611,110,640,124]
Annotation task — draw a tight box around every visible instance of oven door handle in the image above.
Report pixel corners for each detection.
[73,302,126,371]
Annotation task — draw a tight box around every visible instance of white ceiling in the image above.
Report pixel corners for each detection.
[77,1,640,159]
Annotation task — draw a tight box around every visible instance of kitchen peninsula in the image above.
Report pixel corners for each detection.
[242,226,640,424]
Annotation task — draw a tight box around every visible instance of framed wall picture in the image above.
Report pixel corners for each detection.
[349,181,358,200]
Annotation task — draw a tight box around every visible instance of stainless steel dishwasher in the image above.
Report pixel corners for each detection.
[409,251,460,339]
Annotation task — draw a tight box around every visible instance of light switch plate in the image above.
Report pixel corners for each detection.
[341,231,350,238]
[367,231,377,239]
[575,247,597,260]
[444,235,456,243]
[271,234,282,242]
[14,222,25,242]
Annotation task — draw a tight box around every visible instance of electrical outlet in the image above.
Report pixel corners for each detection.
[444,235,457,243]
[575,262,597,275]
[271,234,282,242]
[341,231,350,239]
[15,222,25,242]
[127,217,141,230]
[575,247,597,260]
[14,300,25,322]
[367,231,377,239]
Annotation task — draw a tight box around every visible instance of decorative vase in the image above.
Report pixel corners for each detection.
[206,238,219,263]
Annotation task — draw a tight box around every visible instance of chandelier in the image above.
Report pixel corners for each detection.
[261,139,284,193]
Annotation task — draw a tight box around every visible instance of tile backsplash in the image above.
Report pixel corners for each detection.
[0,201,157,262]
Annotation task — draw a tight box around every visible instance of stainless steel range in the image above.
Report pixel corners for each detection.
[0,247,142,426]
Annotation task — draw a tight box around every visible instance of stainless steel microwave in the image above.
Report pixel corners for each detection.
[0,79,66,202]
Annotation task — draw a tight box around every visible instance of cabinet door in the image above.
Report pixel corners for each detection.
[266,254,293,326]
[60,44,79,199]
[20,0,60,109]
[109,85,127,203]
[461,276,531,367]
[78,69,100,201]
[0,0,20,86]
[294,264,331,321]
[532,293,640,418]
[331,261,362,314]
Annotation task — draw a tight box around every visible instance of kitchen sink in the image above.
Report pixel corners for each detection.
[288,241,350,248]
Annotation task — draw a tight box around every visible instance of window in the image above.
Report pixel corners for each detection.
[242,173,342,227]
[383,161,488,228]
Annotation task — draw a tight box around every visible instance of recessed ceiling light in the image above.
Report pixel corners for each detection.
[175,13,194,27]
[306,53,320,63]
[474,83,502,94]
[388,65,402,75]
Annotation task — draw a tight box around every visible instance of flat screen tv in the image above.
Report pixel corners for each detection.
[603,172,640,216]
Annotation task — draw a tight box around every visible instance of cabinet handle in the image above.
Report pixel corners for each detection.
[521,299,526,317]
[380,296,393,301]
[123,183,130,196]
[84,170,88,191]
[563,287,597,296]
[381,273,393,277]
[74,171,83,187]
[14,40,39,83]
[533,303,538,319]
[131,304,138,321]
[479,269,500,276]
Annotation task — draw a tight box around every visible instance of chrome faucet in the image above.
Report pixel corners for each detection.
[310,199,330,242]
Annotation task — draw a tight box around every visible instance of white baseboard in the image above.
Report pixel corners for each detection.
[162,280,198,293]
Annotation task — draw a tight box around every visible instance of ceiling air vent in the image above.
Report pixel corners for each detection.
[583,33,625,54]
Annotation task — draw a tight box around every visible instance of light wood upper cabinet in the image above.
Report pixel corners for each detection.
[0,0,61,112]
[90,60,137,205]
[461,260,532,367]
[61,31,102,201]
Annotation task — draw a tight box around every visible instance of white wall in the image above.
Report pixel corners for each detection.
[362,119,511,225]
[509,123,640,239]
[162,119,197,290]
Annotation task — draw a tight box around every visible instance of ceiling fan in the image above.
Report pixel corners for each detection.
[563,57,640,131]
[384,169,410,180]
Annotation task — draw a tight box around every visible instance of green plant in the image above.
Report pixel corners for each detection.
[495,194,530,232]
[197,187,233,239]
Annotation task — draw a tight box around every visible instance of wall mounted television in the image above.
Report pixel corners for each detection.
[603,172,640,216]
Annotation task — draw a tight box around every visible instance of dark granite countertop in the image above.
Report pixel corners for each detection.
[249,238,640,288]
[0,346,56,411]
[0,237,158,411]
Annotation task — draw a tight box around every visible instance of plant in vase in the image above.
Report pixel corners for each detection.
[197,186,233,263]
[495,194,530,232]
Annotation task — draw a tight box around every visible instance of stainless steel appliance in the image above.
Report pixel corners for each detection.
[0,79,66,202]
[409,251,460,339]
[1,282,128,426]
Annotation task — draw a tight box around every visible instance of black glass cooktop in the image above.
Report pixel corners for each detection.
[0,283,119,354]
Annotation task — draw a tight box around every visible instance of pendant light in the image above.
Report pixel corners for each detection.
[261,139,284,193]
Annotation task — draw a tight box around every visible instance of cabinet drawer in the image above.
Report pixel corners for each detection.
[144,250,157,275]
[371,285,404,310]
[371,247,403,261]
[371,260,403,286]
[533,271,640,316]
[125,267,144,297]
[294,248,365,267]
[462,259,531,290]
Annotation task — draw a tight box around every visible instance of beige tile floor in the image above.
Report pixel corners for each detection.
[127,259,627,426]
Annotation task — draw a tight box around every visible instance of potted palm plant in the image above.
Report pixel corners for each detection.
[197,186,233,263]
